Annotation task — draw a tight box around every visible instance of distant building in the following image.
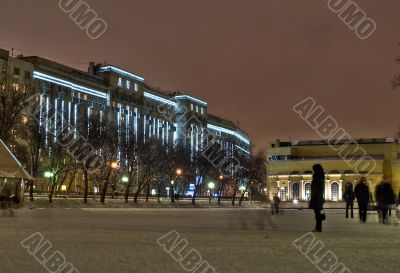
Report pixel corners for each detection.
[266,138,400,202]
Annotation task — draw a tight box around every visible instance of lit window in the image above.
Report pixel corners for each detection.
[134,83,139,92]
[22,116,28,124]
[201,108,204,114]
[196,105,199,113]
[12,83,19,91]
[191,104,194,111]
[126,80,130,89]
[118,78,122,87]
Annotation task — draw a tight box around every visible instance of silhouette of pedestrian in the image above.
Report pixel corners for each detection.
[375,181,395,224]
[343,186,355,218]
[272,195,280,215]
[309,164,325,232]
[354,177,369,223]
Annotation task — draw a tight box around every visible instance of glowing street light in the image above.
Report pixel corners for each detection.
[176,168,182,175]
[44,171,54,179]
[170,180,175,203]
[111,161,118,169]
[208,182,215,203]
[121,176,129,183]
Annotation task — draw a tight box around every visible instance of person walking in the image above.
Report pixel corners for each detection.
[343,186,355,218]
[309,164,325,232]
[375,181,395,224]
[272,195,280,215]
[354,177,369,223]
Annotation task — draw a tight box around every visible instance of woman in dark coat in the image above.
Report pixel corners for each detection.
[375,181,395,224]
[309,164,325,232]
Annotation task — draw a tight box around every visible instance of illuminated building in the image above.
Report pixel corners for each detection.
[0,48,250,192]
[267,138,400,202]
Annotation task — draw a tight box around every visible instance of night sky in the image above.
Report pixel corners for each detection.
[2,0,400,150]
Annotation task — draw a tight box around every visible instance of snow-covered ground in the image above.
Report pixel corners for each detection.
[0,208,398,273]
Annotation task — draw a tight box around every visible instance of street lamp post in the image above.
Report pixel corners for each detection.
[170,168,183,203]
[170,180,175,203]
[44,171,55,203]
[217,175,224,205]
[122,175,129,203]
[111,161,118,199]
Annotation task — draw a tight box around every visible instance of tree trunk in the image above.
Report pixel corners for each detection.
[29,181,34,201]
[100,179,109,204]
[145,184,150,202]
[191,190,196,205]
[83,170,89,204]
[67,171,76,196]
[239,193,245,206]
[239,185,249,206]
[124,182,131,203]
[217,185,224,206]
[157,190,161,203]
[48,181,56,203]
[133,187,141,203]
[232,188,237,206]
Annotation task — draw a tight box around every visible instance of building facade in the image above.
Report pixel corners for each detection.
[0,48,250,193]
[266,138,400,202]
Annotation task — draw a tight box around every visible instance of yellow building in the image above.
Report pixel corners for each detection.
[266,138,400,202]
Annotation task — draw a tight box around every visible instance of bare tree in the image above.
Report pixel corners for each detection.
[191,151,213,205]
[0,75,33,143]
[238,151,266,206]
[132,138,165,203]
[12,110,46,201]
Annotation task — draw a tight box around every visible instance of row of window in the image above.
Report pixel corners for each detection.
[190,103,205,114]
[279,182,341,201]
[117,77,139,92]
[1,65,31,79]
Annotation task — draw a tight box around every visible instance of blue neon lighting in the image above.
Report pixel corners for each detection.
[235,145,250,154]
[99,66,144,82]
[175,95,208,106]
[144,92,176,107]
[207,124,250,145]
[33,71,107,99]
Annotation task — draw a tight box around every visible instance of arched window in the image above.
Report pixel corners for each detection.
[304,183,311,200]
[291,171,300,175]
[292,183,300,200]
[331,182,339,201]
[279,187,288,201]
[304,170,313,174]
[330,170,340,174]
